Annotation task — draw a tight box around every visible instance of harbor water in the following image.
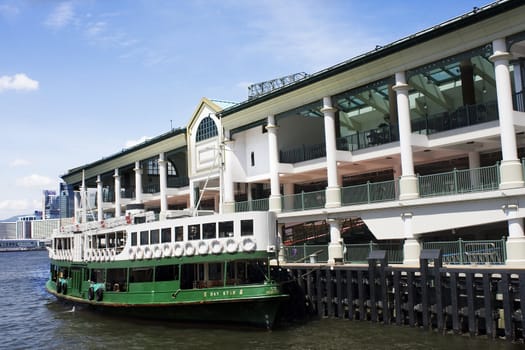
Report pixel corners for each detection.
[1,250,523,350]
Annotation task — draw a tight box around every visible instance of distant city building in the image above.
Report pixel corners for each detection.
[42,190,60,219]
[59,183,74,219]
[0,222,16,239]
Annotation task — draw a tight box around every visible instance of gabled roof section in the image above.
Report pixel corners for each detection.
[187,97,235,131]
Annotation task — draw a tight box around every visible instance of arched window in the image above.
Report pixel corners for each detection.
[195,116,218,142]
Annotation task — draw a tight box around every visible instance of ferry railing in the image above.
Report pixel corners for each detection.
[422,237,506,265]
[234,198,269,212]
[341,180,397,205]
[418,165,499,198]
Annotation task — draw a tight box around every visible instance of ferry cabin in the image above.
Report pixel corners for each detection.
[47,211,286,327]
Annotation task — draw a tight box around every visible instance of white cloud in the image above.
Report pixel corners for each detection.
[0,73,39,93]
[44,2,74,29]
[9,159,30,167]
[0,199,29,211]
[0,4,20,18]
[124,136,150,149]
[16,174,54,188]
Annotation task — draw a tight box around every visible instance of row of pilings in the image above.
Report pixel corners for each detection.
[280,250,525,342]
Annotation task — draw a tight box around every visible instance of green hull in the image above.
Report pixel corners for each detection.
[46,255,289,328]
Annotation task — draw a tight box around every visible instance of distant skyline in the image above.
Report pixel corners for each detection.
[0,0,492,220]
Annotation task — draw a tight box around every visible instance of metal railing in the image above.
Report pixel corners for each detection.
[234,198,269,212]
[341,180,397,205]
[282,241,404,264]
[422,237,506,265]
[279,143,326,163]
[411,101,499,135]
[336,125,399,152]
[418,165,499,197]
[281,190,326,212]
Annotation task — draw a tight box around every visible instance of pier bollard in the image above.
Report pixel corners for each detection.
[419,249,443,330]
[368,250,387,323]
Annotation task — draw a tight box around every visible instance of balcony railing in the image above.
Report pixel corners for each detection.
[283,241,404,264]
[235,198,269,212]
[411,101,498,135]
[279,143,326,163]
[422,237,506,265]
[168,176,189,188]
[514,91,524,112]
[336,124,399,152]
[234,163,504,213]
[418,165,499,198]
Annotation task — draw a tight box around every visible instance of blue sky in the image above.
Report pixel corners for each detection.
[0,0,491,220]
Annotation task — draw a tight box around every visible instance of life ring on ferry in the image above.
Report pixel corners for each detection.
[225,238,238,253]
[242,237,256,252]
[210,240,223,254]
[88,287,95,300]
[184,242,195,256]
[128,247,136,260]
[100,220,105,228]
[197,241,209,255]
[173,243,184,257]
[163,243,172,257]
[153,245,162,259]
[144,246,153,259]
[136,247,144,260]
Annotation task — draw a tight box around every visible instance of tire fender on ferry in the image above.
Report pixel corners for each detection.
[242,237,256,252]
[153,245,162,259]
[173,243,184,257]
[96,288,103,302]
[185,242,195,256]
[197,241,209,255]
[136,247,144,260]
[144,246,153,259]
[88,287,95,301]
[163,243,172,258]
[128,247,136,260]
[210,240,223,254]
[225,238,238,253]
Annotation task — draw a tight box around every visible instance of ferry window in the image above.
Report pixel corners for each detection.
[161,228,171,243]
[219,221,234,238]
[107,232,116,248]
[131,232,137,246]
[116,231,126,248]
[155,265,179,282]
[188,224,200,240]
[175,226,184,241]
[90,269,105,283]
[130,267,153,283]
[208,263,222,281]
[203,223,216,239]
[140,231,149,245]
[106,268,127,292]
[151,229,160,244]
[241,220,254,236]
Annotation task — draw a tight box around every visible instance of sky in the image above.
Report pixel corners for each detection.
[0,0,494,220]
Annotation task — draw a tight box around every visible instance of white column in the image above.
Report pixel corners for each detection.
[393,163,401,199]
[393,72,419,200]
[113,169,121,217]
[158,153,168,214]
[503,203,525,265]
[73,191,80,224]
[327,219,343,264]
[134,161,143,203]
[222,130,235,213]
[267,115,282,212]
[322,96,341,208]
[468,151,481,189]
[491,38,524,189]
[402,212,420,265]
[283,183,294,211]
[96,175,103,221]
[277,223,286,264]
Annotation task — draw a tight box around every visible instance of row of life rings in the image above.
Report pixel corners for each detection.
[127,238,257,260]
[85,249,116,262]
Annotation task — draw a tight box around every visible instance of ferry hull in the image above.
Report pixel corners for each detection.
[46,285,287,329]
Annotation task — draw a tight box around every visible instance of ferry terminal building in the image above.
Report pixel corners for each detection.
[61,0,525,266]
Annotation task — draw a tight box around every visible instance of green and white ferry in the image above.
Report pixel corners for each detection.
[45,208,288,328]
